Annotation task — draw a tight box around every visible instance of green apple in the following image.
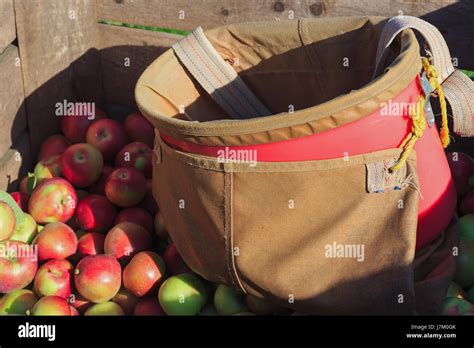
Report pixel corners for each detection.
[9,213,38,244]
[446,282,467,299]
[214,284,247,315]
[0,289,38,315]
[85,302,125,316]
[441,297,474,315]
[459,214,474,242]
[158,273,208,315]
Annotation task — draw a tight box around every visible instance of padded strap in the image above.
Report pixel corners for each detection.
[374,15,474,137]
[373,15,454,84]
[442,70,474,137]
[172,27,272,120]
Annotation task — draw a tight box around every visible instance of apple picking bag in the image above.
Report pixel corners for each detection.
[135,16,471,314]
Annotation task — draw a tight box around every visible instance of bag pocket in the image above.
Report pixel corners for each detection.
[154,134,420,314]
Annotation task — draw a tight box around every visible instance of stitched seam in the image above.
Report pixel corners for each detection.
[224,172,246,292]
[187,37,256,117]
[176,40,243,117]
[193,31,266,116]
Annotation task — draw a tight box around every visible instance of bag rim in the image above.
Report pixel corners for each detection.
[136,17,422,142]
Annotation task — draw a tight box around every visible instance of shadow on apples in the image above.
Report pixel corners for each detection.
[4,41,171,191]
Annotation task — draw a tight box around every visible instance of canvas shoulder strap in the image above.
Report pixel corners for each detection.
[374,15,474,137]
[172,27,272,120]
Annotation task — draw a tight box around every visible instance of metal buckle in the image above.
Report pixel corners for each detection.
[420,72,435,127]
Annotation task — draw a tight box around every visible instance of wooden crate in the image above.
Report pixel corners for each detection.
[1,0,473,191]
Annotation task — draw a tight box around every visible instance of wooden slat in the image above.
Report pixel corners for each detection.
[96,0,474,70]
[98,24,182,107]
[0,44,27,157]
[0,0,16,54]
[0,131,33,191]
[14,0,103,157]
[96,0,461,29]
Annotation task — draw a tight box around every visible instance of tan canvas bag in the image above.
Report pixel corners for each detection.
[136,16,462,315]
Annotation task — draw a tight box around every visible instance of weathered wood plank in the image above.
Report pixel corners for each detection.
[0,0,16,54]
[98,24,181,107]
[0,131,33,191]
[96,0,474,69]
[14,0,103,157]
[0,45,27,157]
[96,0,461,28]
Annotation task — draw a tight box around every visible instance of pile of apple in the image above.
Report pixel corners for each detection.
[0,107,281,316]
[442,151,474,315]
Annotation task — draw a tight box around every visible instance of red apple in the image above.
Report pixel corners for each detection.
[0,201,16,240]
[105,167,146,207]
[139,179,159,215]
[38,134,71,161]
[104,222,152,263]
[154,211,168,240]
[75,195,116,232]
[34,259,73,299]
[74,254,122,303]
[447,152,474,195]
[86,119,128,161]
[29,178,77,224]
[33,222,78,261]
[61,143,104,188]
[89,165,114,195]
[61,106,107,143]
[10,192,29,212]
[115,207,153,233]
[70,306,80,315]
[30,295,71,315]
[123,251,166,297]
[115,142,152,178]
[124,112,155,148]
[77,232,105,256]
[33,155,62,182]
[112,287,139,315]
[163,243,189,276]
[133,296,166,316]
[0,240,38,293]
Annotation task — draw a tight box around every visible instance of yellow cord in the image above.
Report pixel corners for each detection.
[390,58,450,172]
[421,57,450,148]
[390,97,427,172]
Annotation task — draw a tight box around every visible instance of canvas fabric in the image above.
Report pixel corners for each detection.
[137,16,458,314]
